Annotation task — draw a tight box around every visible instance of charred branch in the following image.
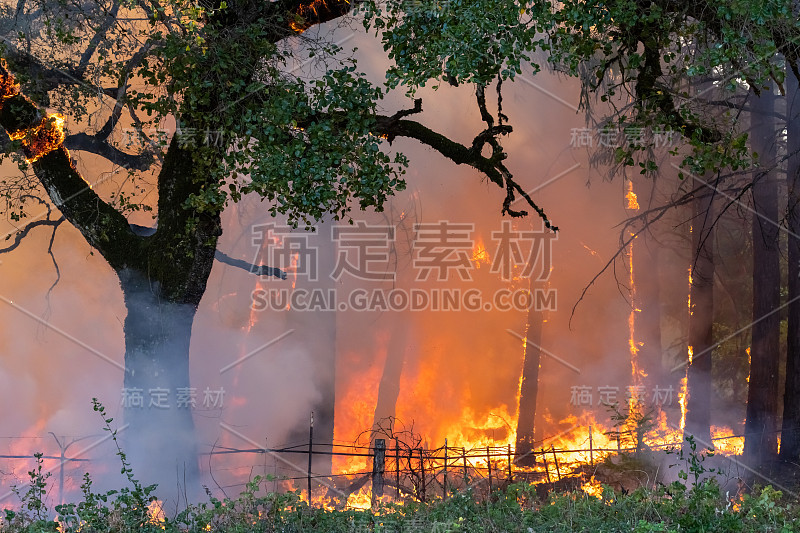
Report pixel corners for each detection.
[214,250,287,280]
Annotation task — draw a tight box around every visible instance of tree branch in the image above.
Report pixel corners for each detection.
[214,250,286,279]
[64,132,154,171]
[0,216,64,254]
[0,60,144,271]
[374,105,556,229]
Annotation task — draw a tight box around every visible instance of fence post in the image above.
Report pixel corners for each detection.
[395,442,400,498]
[372,439,386,506]
[419,448,426,502]
[507,444,512,483]
[443,439,448,499]
[552,446,561,481]
[486,446,492,492]
[541,448,551,483]
[589,425,594,467]
[307,412,314,499]
[462,447,468,483]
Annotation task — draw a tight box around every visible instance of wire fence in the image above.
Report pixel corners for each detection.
[0,427,754,508]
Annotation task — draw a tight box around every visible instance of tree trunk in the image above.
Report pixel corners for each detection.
[285,222,336,474]
[633,221,665,398]
[118,268,203,506]
[515,278,543,466]
[781,69,800,461]
[744,86,781,462]
[684,177,715,446]
[372,313,412,430]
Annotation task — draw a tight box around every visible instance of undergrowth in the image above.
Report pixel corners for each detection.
[0,400,796,532]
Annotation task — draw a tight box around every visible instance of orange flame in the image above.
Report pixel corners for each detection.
[472,237,490,267]
[146,499,166,529]
[9,113,67,162]
[625,180,640,210]
[0,66,20,103]
[581,475,603,498]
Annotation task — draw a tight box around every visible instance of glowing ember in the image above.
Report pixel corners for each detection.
[9,113,67,162]
[472,238,490,267]
[0,64,20,103]
[745,347,751,383]
[290,0,337,32]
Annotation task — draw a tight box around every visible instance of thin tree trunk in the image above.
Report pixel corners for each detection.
[744,86,781,463]
[781,69,800,461]
[372,314,411,430]
[684,177,715,446]
[515,277,543,466]
[634,226,665,396]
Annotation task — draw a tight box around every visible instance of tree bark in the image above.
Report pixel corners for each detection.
[372,313,412,430]
[631,180,665,396]
[515,277,543,466]
[118,268,203,503]
[684,178,715,446]
[781,69,800,461]
[744,86,781,463]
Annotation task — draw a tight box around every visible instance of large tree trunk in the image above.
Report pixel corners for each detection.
[116,137,221,505]
[119,268,202,504]
[781,69,800,461]
[744,86,781,462]
[515,278,543,466]
[284,222,336,474]
[684,177,715,445]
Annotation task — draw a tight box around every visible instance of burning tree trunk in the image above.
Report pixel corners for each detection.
[684,177,715,446]
[744,86,781,463]
[780,69,800,461]
[628,178,665,398]
[515,278,543,466]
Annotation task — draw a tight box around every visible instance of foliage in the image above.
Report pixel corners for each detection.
[603,400,656,455]
[666,434,719,489]
[361,0,799,179]
[0,415,793,533]
[2,471,798,532]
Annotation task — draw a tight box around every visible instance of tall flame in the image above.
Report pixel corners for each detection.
[625,180,640,210]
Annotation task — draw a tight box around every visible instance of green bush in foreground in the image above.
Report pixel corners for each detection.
[1,471,797,532]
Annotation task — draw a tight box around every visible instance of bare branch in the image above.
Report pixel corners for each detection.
[214,250,286,280]
[0,216,64,254]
